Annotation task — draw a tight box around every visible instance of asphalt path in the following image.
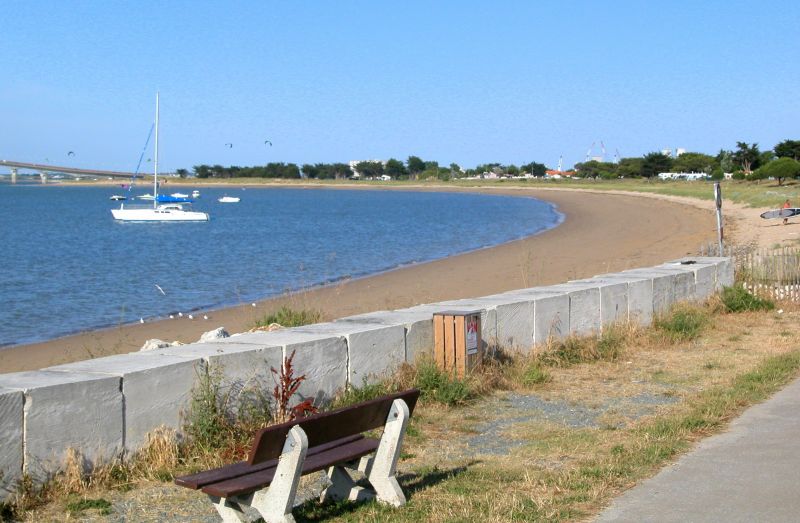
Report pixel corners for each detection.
[595,376,800,522]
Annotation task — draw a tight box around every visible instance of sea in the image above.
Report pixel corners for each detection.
[0,184,563,347]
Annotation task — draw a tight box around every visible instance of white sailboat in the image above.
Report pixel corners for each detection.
[112,94,209,222]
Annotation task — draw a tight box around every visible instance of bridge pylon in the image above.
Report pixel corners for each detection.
[39,172,47,184]
[10,168,17,184]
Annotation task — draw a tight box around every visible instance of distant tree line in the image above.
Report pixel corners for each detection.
[180,139,800,185]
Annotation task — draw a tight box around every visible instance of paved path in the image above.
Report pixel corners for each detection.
[595,377,800,522]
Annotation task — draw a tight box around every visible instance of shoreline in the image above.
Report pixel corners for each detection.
[0,187,717,373]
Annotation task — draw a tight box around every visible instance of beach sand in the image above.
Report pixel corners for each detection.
[0,187,720,373]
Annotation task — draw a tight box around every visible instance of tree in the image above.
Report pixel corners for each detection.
[616,158,643,178]
[774,139,800,160]
[671,152,715,174]
[449,162,462,175]
[301,164,321,179]
[355,161,384,179]
[752,157,800,186]
[732,142,761,174]
[641,152,672,179]
[575,160,615,180]
[521,161,547,177]
[505,164,520,176]
[193,164,212,178]
[716,149,734,173]
[385,158,407,178]
[407,156,425,179]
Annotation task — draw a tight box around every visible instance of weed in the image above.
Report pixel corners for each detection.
[720,286,775,313]
[331,379,391,409]
[414,360,473,406]
[596,323,629,362]
[254,306,321,329]
[184,367,233,450]
[654,304,710,343]
[66,497,112,516]
[541,336,590,367]
[271,349,318,423]
[521,362,552,386]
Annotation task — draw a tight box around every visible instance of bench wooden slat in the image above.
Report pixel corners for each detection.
[175,434,365,490]
[248,389,419,465]
[203,436,380,498]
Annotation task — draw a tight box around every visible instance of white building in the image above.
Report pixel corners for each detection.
[658,172,709,181]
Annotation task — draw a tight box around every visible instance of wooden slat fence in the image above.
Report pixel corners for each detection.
[734,247,800,302]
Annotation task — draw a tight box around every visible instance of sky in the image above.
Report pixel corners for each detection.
[1,1,798,172]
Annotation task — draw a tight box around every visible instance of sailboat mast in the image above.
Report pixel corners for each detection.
[153,92,159,209]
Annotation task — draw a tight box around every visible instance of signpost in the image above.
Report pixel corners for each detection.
[714,182,724,256]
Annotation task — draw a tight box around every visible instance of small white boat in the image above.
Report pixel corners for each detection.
[170,192,189,198]
[136,193,155,200]
[218,196,240,203]
[192,190,200,198]
[112,94,209,223]
[109,195,127,201]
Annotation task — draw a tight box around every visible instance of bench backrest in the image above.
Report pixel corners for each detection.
[247,388,420,465]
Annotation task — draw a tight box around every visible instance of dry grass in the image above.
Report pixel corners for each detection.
[11,301,800,522]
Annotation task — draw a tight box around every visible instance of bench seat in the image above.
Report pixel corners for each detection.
[204,436,378,498]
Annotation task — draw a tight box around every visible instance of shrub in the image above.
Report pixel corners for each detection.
[331,379,391,409]
[414,361,473,406]
[596,324,627,362]
[720,286,775,313]
[541,337,590,367]
[655,304,710,343]
[254,306,321,328]
[520,362,551,386]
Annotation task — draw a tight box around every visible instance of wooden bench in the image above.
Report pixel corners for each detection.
[175,388,420,523]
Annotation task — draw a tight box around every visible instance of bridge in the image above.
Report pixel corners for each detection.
[0,159,157,184]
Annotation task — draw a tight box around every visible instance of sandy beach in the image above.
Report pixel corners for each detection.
[0,186,723,373]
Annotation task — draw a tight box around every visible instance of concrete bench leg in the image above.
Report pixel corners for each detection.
[208,496,255,522]
[248,425,308,523]
[365,398,410,507]
[320,463,375,503]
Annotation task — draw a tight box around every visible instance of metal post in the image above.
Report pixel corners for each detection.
[714,182,723,256]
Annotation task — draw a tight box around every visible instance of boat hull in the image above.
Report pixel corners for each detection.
[111,208,209,222]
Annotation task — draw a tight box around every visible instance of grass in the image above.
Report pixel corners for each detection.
[10,301,800,522]
[65,497,112,516]
[720,285,775,313]
[654,303,710,343]
[253,306,322,329]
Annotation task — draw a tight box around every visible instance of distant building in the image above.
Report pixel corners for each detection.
[658,172,709,181]
[545,169,576,178]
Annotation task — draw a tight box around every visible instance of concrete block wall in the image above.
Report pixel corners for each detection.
[0,256,731,500]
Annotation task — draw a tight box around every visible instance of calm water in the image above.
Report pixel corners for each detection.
[0,184,562,347]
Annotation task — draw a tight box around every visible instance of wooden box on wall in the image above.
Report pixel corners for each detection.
[433,310,482,379]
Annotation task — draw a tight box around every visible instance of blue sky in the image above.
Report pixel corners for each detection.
[1,1,798,171]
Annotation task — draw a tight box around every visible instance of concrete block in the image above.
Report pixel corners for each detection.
[405,302,498,349]
[293,322,405,385]
[337,310,434,363]
[661,259,718,301]
[502,288,570,347]
[594,273,655,326]
[149,342,283,400]
[547,283,602,336]
[682,256,734,288]
[436,295,536,352]
[0,388,23,502]
[622,269,683,315]
[0,371,122,482]
[569,278,630,327]
[219,330,348,404]
[642,266,696,302]
[47,353,205,452]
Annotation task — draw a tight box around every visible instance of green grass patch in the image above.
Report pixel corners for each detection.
[66,497,112,516]
[654,304,710,343]
[254,306,322,328]
[414,361,473,406]
[720,286,775,313]
[521,361,552,386]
